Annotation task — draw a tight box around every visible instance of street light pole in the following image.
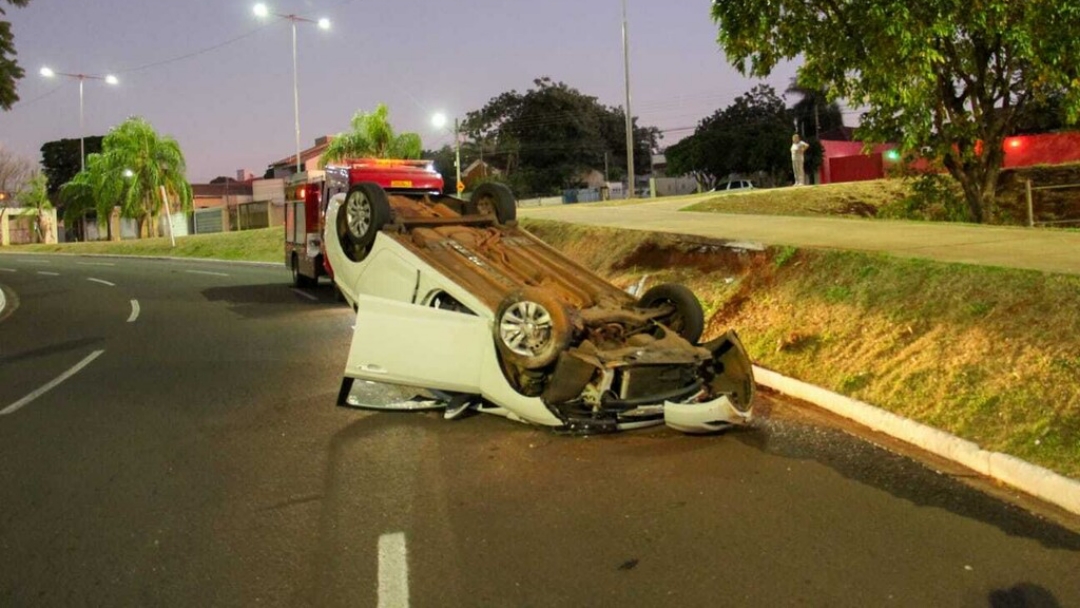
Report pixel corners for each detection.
[622,0,635,199]
[79,77,85,172]
[40,67,118,172]
[291,19,301,174]
[254,4,330,176]
[454,117,461,194]
[432,113,464,194]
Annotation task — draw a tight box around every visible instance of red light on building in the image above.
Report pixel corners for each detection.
[1007,138,1022,149]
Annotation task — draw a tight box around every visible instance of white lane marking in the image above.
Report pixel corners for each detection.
[291,288,318,301]
[87,277,116,287]
[378,532,409,608]
[184,270,230,277]
[20,259,49,264]
[0,268,15,272]
[127,299,140,323]
[1,350,106,416]
[76,262,116,267]
[36,271,60,276]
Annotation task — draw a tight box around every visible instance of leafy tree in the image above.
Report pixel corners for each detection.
[712,0,1080,223]
[1012,88,1070,135]
[321,104,422,165]
[16,171,50,242]
[787,81,844,139]
[463,77,659,197]
[99,118,191,237]
[40,137,104,193]
[665,85,793,188]
[422,145,458,194]
[59,153,110,239]
[0,0,30,110]
[787,81,845,181]
[61,118,192,239]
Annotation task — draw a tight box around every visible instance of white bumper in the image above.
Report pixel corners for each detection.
[663,395,752,434]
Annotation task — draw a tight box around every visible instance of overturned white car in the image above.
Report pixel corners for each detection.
[324,164,754,433]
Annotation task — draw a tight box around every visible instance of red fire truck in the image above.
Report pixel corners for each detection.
[284,159,445,288]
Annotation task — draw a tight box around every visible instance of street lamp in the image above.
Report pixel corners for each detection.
[39,66,119,172]
[621,0,635,199]
[253,3,331,175]
[432,112,462,195]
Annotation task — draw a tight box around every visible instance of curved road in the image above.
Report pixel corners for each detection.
[0,255,1078,606]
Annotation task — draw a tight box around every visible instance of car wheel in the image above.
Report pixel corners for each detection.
[639,283,705,344]
[340,182,391,253]
[495,287,572,369]
[467,183,517,224]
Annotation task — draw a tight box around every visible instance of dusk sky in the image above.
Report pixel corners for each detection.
[1,0,804,183]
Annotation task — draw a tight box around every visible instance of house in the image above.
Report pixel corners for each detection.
[265,135,334,180]
[192,178,254,210]
[461,159,501,188]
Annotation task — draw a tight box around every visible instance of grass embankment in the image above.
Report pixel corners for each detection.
[523,218,1080,479]
[685,179,910,217]
[685,164,1080,227]
[11,227,282,263]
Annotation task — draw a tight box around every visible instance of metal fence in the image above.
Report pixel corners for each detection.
[1024,180,1080,227]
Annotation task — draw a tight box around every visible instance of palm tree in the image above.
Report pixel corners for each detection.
[320,104,423,166]
[59,153,110,240]
[17,172,52,243]
[97,117,192,237]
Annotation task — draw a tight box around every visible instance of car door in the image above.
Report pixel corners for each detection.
[344,293,489,393]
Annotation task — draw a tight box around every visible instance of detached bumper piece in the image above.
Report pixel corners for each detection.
[663,394,751,434]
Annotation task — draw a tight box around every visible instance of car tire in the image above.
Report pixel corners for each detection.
[639,283,705,344]
[467,183,517,224]
[340,182,391,254]
[494,287,572,369]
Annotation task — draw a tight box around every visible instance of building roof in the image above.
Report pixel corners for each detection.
[269,135,334,169]
[192,183,254,197]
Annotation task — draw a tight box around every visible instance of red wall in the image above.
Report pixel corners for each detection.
[819,131,1080,184]
[830,154,885,183]
[1002,132,1080,168]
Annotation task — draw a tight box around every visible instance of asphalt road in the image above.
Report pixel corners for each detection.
[1,255,1078,607]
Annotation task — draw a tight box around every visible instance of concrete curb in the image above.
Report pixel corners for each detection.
[0,284,6,316]
[753,365,1080,517]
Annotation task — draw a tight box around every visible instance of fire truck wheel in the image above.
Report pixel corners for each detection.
[638,283,705,345]
[494,287,572,369]
[340,182,391,252]
[291,253,313,288]
[467,183,517,224]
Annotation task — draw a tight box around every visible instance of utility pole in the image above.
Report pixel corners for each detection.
[622,0,635,199]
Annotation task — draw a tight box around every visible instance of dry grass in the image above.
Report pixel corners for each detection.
[523,218,1080,479]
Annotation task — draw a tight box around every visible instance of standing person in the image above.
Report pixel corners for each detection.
[791,134,810,186]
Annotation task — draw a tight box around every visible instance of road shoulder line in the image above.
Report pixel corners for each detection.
[753,365,1080,516]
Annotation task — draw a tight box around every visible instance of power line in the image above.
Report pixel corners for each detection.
[4,81,68,113]
[118,22,276,74]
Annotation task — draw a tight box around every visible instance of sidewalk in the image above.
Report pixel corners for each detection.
[521,197,1080,276]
